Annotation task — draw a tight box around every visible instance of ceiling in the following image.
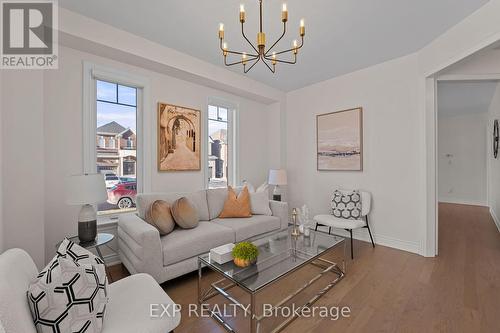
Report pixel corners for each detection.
[59,0,490,92]
[437,81,499,116]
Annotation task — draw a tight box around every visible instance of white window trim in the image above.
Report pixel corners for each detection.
[205,97,239,189]
[83,61,152,221]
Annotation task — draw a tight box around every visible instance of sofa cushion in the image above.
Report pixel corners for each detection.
[206,188,228,220]
[161,222,234,266]
[145,200,175,235]
[102,273,180,333]
[171,197,199,229]
[211,215,280,242]
[137,190,209,221]
[219,186,252,218]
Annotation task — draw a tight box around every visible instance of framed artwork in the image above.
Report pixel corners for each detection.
[316,107,363,171]
[158,102,201,171]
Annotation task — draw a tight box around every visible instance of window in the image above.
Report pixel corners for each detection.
[95,79,138,215]
[207,103,236,188]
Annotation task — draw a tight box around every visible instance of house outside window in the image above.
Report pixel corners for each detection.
[207,103,236,188]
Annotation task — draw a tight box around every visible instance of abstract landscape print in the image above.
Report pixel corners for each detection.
[316,107,363,171]
[158,102,201,171]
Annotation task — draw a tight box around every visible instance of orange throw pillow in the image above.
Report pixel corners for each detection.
[219,186,252,218]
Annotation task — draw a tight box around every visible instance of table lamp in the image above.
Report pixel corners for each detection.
[65,173,108,242]
[268,169,287,201]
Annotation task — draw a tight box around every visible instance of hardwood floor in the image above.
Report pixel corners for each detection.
[108,203,500,332]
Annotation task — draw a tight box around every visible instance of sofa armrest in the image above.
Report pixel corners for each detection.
[270,200,289,230]
[117,213,163,281]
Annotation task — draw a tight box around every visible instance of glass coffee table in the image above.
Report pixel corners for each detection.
[198,226,346,333]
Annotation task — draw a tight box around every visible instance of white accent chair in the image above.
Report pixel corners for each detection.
[0,248,181,333]
[313,190,375,259]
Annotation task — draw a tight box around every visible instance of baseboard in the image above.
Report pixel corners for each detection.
[103,253,121,266]
[438,197,487,207]
[315,225,421,255]
[490,208,500,233]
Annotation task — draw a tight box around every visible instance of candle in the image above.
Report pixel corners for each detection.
[293,40,298,54]
[218,23,224,39]
[300,19,305,36]
[282,3,288,22]
[240,4,246,22]
[223,42,228,56]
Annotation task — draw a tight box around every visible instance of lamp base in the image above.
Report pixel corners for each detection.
[78,204,97,243]
[78,220,97,243]
[273,185,283,202]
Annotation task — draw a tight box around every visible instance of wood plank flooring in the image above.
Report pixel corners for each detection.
[108,203,500,332]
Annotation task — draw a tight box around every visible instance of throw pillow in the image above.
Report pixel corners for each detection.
[171,197,199,229]
[219,186,252,218]
[331,190,362,219]
[250,188,272,216]
[146,200,175,235]
[27,240,108,333]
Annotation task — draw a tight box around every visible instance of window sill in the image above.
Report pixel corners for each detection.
[97,215,120,227]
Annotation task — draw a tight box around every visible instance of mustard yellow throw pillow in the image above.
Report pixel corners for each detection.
[219,186,252,218]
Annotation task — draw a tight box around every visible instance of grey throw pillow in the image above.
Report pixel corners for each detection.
[332,190,362,220]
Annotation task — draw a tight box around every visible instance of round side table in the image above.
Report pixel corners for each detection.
[56,233,115,263]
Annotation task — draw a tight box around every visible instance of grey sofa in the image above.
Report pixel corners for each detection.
[118,188,289,284]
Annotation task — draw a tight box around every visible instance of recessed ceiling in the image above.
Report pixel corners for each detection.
[438,81,499,116]
[59,0,489,92]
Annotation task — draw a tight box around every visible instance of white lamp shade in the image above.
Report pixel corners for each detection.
[268,169,287,186]
[65,173,108,205]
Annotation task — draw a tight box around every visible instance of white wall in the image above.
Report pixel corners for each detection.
[1,70,46,268]
[42,46,274,262]
[438,112,488,205]
[488,84,500,230]
[286,54,422,253]
[0,69,3,253]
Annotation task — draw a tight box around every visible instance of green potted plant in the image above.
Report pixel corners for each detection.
[232,242,259,268]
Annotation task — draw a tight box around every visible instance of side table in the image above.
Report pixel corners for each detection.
[56,233,116,281]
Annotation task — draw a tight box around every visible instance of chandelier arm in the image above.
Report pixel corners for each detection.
[264,55,297,65]
[241,22,260,54]
[224,56,259,67]
[272,36,305,56]
[261,58,276,73]
[220,39,258,57]
[264,22,286,56]
[244,57,261,73]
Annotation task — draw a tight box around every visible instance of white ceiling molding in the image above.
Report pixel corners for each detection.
[59,0,489,91]
[58,8,285,105]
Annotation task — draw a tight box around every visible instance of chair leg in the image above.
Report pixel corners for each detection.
[366,216,375,248]
[315,223,319,231]
[349,229,354,260]
[328,227,332,234]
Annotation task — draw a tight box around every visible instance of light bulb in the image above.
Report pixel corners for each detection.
[293,40,298,48]
[223,42,228,50]
[272,52,276,59]
[242,53,247,60]
[282,3,287,12]
[240,4,245,12]
[219,23,224,31]
[300,19,305,27]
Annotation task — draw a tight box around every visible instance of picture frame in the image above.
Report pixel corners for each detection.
[316,107,363,171]
[157,102,201,171]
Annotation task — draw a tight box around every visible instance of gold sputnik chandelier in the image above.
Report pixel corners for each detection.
[218,0,305,73]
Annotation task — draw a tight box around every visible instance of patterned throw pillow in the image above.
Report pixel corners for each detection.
[27,239,108,333]
[332,190,362,220]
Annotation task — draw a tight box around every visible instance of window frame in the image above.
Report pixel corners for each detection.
[205,98,239,189]
[83,62,152,221]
